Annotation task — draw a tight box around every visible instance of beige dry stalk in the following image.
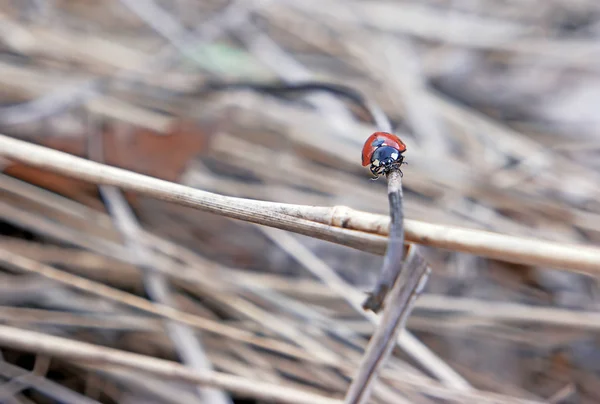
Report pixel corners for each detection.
[0,133,599,274]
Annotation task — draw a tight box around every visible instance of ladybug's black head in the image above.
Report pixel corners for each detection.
[370,146,404,176]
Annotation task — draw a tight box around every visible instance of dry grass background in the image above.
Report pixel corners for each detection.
[0,0,600,403]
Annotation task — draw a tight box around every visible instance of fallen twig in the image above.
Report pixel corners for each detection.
[344,245,430,404]
[362,169,406,312]
[1,134,599,273]
[0,325,343,404]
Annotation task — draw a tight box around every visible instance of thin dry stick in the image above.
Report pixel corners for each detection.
[0,356,47,403]
[0,325,342,404]
[0,306,160,331]
[363,169,405,312]
[86,365,206,404]
[415,295,600,329]
[0,360,101,404]
[0,133,386,254]
[344,245,430,404]
[1,134,600,273]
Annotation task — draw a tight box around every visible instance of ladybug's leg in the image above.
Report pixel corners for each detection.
[395,164,404,177]
[370,165,381,180]
[393,162,404,177]
[384,162,403,177]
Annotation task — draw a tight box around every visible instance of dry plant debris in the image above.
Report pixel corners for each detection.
[0,1,600,403]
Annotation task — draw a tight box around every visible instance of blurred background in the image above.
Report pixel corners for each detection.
[0,0,600,403]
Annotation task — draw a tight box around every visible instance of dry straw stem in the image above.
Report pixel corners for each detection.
[344,245,430,404]
[363,169,406,312]
[415,295,600,330]
[1,134,600,274]
[0,324,342,404]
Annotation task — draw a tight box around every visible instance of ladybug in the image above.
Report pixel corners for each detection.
[361,132,407,178]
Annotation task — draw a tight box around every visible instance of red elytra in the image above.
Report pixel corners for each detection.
[361,132,407,167]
